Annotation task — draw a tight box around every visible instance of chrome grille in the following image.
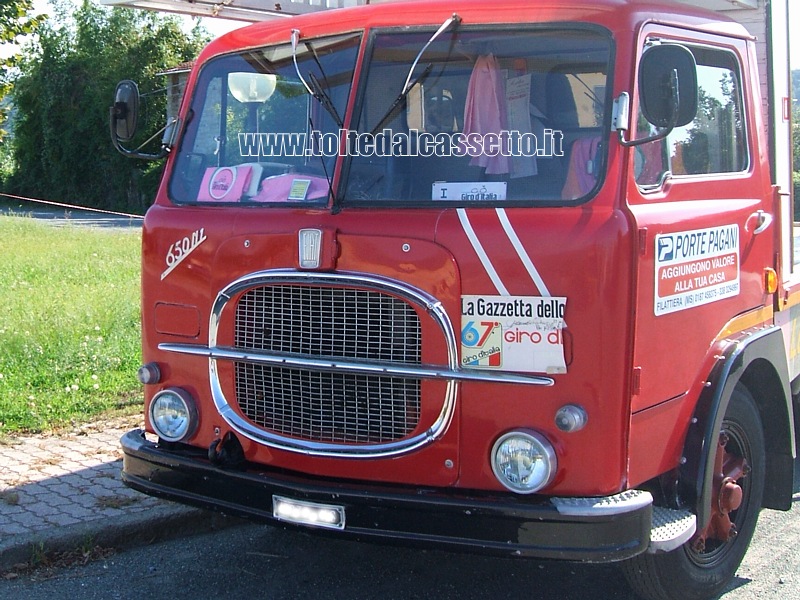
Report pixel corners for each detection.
[234,285,421,443]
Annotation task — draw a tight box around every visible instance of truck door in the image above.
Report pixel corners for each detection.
[626,28,776,414]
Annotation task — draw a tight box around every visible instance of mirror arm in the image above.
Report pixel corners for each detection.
[617,120,674,148]
[109,107,174,161]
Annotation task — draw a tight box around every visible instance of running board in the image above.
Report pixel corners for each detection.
[648,507,696,553]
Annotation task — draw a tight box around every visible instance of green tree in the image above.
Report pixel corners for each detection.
[7,0,208,212]
[792,69,799,104]
[793,70,799,213]
[0,0,45,140]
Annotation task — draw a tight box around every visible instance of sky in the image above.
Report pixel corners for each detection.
[0,0,244,60]
[38,0,245,36]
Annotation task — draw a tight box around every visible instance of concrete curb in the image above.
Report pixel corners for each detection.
[0,415,250,573]
[0,503,242,572]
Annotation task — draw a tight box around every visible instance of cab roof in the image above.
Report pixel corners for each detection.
[200,0,749,62]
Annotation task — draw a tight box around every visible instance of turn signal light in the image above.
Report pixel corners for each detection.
[555,404,588,432]
[137,362,162,385]
[764,268,778,294]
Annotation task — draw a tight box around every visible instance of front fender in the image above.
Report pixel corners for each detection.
[680,327,794,529]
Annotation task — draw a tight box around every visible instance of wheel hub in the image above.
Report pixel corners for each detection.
[691,431,748,552]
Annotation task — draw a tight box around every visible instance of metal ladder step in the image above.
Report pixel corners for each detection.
[648,506,696,553]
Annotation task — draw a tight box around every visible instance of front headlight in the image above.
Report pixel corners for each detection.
[149,388,198,442]
[491,430,557,494]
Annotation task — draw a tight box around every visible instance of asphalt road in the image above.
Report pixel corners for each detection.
[0,205,143,229]
[2,462,798,600]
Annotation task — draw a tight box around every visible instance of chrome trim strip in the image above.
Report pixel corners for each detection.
[160,343,555,386]
[197,270,553,456]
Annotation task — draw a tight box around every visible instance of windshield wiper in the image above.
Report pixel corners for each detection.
[291,29,343,128]
[290,28,344,212]
[370,13,461,135]
[308,71,343,128]
[308,115,339,213]
[371,64,433,135]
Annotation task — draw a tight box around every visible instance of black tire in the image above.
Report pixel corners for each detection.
[621,384,765,600]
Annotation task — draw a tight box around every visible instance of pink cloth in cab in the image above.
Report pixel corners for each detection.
[462,54,511,175]
[251,173,330,202]
[561,136,601,198]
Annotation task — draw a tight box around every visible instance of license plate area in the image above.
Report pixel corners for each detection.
[272,495,346,530]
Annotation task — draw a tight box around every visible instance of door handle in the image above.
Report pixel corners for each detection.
[745,210,772,235]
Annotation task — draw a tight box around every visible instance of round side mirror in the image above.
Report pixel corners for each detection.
[639,44,698,128]
[112,80,140,143]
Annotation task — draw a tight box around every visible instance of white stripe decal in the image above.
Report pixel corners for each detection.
[457,208,509,295]
[495,208,550,296]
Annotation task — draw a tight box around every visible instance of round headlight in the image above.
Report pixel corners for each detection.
[491,430,557,494]
[149,388,198,442]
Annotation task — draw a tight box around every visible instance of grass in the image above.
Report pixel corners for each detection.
[0,216,142,435]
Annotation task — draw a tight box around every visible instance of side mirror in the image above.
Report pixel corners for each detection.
[638,44,698,128]
[617,44,698,147]
[110,79,174,160]
[112,80,140,143]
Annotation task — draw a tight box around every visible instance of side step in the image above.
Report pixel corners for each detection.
[648,506,696,553]
[550,491,696,554]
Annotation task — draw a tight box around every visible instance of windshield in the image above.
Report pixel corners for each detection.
[169,32,360,205]
[169,27,611,207]
[346,27,611,205]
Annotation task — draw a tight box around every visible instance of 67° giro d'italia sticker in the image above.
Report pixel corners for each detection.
[460,295,567,374]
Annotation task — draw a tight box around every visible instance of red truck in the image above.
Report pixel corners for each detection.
[110,0,796,598]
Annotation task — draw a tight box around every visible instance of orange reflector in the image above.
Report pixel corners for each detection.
[764,268,778,294]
